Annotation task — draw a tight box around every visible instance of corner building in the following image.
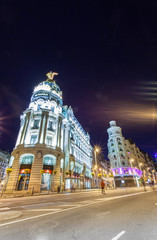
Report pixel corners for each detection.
[6,72,92,193]
[107,121,143,187]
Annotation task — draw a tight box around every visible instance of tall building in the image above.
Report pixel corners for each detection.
[107,121,144,187]
[6,72,93,193]
[0,150,10,181]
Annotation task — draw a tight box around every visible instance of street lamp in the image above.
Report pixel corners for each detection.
[94,147,100,189]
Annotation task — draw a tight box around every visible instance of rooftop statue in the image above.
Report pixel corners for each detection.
[46,71,58,82]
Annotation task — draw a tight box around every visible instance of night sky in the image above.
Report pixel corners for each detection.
[1,0,157,159]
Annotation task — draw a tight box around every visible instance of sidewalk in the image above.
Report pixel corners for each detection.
[0,185,155,199]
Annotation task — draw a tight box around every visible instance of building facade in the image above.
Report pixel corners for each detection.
[0,150,10,182]
[6,72,93,193]
[107,121,144,187]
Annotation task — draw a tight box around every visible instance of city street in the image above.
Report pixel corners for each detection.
[0,188,156,240]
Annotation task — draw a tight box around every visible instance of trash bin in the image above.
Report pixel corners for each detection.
[57,186,60,193]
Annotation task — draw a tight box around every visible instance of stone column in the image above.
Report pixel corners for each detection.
[28,151,43,193]
[42,112,49,144]
[5,151,21,193]
[37,112,44,144]
[20,112,31,144]
[54,154,61,192]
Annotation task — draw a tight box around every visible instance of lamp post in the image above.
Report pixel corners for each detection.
[94,147,99,189]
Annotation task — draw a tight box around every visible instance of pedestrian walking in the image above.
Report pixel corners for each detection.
[73,183,76,192]
[101,180,105,194]
[151,179,154,191]
[142,178,146,191]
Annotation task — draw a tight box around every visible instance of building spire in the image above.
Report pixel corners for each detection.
[46,71,58,82]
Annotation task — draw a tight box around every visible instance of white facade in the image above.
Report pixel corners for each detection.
[107,121,129,168]
[107,121,144,187]
[6,72,93,193]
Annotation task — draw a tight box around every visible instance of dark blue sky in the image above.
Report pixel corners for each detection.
[1,0,157,158]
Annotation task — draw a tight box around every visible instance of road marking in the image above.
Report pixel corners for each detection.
[59,204,82,207]
[27,208,61,211]
[96,191,149,202]
[0,191,151,228]
[0,207,10,211]
[111,231,126,240]
[81,200,96,204]
[20,202,55,209]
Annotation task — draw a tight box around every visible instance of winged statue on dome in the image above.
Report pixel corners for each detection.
[46,71,58,82]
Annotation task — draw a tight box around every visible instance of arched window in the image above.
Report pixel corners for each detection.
[43,155,56,166]
[20,154,34,164]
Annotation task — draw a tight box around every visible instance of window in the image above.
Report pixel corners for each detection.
[119,148,123,152]
[47,136,52,145]
[112,149,115,152]
[118,142,122,145]
[22,155,33,164]
[32,119,39,129]
[43,155,56,166]
[51,107,54,112]
[37,104,41,111]
[48,121,53,131]
[30,135,37,144]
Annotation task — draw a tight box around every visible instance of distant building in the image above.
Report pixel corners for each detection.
[0,150,10,181]
[6,72,93,193]
[107,121,152,187]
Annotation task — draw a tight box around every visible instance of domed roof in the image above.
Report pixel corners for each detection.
[38,80,61,95]
[31,72,62,104]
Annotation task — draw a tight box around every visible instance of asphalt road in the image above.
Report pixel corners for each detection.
[0,188,156,240]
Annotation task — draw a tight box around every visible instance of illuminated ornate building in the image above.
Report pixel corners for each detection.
[6,72,92,193]
[107,121,143,187]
